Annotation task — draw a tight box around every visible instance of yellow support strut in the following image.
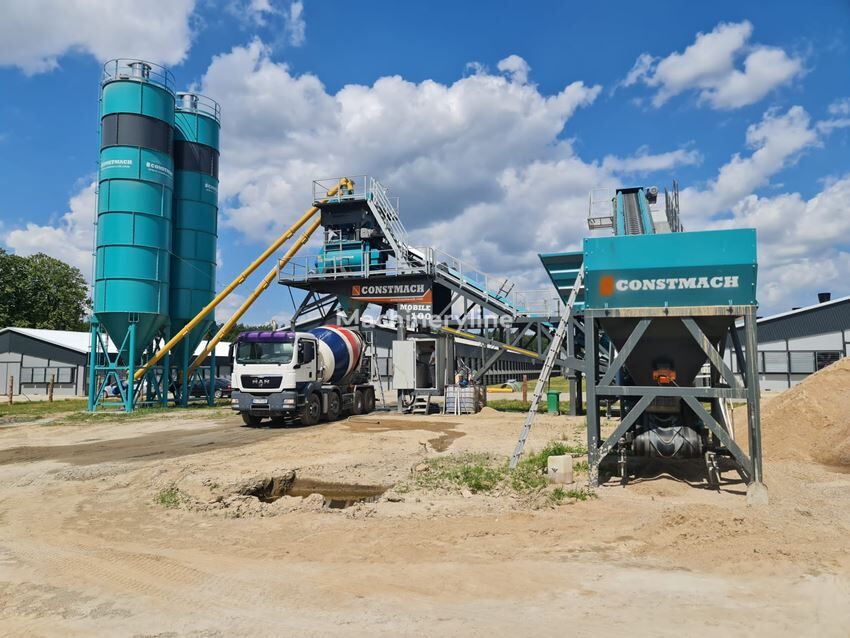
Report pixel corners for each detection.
[133,177,353,382]
[187,216,322,376]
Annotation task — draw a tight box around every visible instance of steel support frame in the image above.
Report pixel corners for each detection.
[584,305,765,496]
[284,285,574,383]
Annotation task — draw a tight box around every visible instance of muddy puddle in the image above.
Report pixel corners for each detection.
[286,478,389,509]
[344,418,466,452]
[238,473,389,509]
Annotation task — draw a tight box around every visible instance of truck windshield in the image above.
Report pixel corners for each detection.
[236,341,294,364]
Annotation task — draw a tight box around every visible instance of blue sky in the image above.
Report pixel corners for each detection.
[2,0,850,325]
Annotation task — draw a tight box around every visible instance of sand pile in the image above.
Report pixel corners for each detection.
[761,356,850,467]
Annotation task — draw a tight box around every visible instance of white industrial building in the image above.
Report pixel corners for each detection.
[725,294,850,391]
[0,327,231,398]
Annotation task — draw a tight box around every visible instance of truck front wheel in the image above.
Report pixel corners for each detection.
[242,413,264,427]
[300,393,321,426]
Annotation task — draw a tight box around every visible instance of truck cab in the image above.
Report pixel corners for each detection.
[230,329,375,426]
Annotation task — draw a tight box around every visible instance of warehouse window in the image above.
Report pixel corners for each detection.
[763,351,788,374]
[19,367,76,385]
[789,352,815,374]
[815,351,841,370]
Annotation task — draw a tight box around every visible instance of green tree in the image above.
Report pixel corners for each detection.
[0,249,90,331]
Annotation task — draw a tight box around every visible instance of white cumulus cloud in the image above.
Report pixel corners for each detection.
[683,106,819,217]
[0,0,196,74]
[285,1,306,47]
[710,176,850,310]
[4,181,96,279]
[624,20,803,109]
[199,42,602,246]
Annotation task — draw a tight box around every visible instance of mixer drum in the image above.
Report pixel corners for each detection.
[632,414,704,458]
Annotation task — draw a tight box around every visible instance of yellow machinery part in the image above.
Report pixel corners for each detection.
[133,178,352,382]
[187,216,322,376]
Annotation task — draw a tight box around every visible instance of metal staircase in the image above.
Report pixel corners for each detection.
[366,177,411,267]
[509,266,585,469]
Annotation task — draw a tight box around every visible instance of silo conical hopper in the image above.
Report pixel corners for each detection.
[169,92,221,370]
[94,60,175,359]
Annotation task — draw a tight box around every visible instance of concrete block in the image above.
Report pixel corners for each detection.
[746,481,769,507]
[547,455,574,485]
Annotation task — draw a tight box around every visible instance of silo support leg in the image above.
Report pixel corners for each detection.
[586,316,600,487]
[743,309,768,505]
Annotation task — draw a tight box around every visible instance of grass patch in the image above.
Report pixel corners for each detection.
[511,441,588,491]
[412,441,595,501]
[549,486,596,505]
[154,486,181,509]
[0,398,87,420]
[487,399,571,414]
[1,397,232,426]
[414,453,507,493]
[564,487,596,501]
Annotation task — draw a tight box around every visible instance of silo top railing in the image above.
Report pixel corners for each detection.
[102,59,176,95]
[176,92,222,124]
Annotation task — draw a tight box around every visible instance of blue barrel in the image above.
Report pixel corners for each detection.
[311,326,365,384]
[94,60,175,354]
[169,92,221,364]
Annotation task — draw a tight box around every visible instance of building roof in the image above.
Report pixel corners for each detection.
[0,327,231,359]
[0,327,113,354]
[758,294,850,324]
[736,295,850,343]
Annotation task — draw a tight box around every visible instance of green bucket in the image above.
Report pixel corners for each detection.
[546,390,560,415]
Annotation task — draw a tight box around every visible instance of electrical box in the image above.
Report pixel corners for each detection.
[392,338,438,391]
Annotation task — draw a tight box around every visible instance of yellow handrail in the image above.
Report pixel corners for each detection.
[187,216,322,376]
[133,177,352,381]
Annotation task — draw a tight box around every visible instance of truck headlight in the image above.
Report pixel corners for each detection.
[231,399,239,405]
[283,398,295,405]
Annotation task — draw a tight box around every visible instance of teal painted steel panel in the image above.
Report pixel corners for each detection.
[98,179,171,216]
[170,101,220,360]
[174,110,220,148]
[538,251,586,307]
[95,75,174,355]
[99,147,174,187]
[102,80,175,124]
[583,229,757,309]
[173,172,219,206]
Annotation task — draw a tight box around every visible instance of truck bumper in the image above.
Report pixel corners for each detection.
[231,390,299,415]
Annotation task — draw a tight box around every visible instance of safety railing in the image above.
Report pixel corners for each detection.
[587,187,615,230]
[176,92,221,123]
[278,248,426,282]
[102,59,175,94]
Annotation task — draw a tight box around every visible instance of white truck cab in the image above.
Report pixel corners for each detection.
[230,329,374,426]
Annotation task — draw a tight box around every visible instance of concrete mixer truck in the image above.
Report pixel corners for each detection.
[230,326,376,426]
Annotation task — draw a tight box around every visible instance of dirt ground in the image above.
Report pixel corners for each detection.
[0,403,849,637]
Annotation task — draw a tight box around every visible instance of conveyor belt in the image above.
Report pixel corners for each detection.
[622,191,643,235]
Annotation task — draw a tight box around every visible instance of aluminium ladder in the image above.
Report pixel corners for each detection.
[509,266,585,469]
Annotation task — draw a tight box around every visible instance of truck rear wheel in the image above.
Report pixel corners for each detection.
[300,393,321,426]
[352,389,365,415]
[325,392,341,421]
[242,413,264,427]
[363,388,376,413]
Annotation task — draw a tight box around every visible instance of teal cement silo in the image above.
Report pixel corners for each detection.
[169,92,221,392]
[89,60,175,411]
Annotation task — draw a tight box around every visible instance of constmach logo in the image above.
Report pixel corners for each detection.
[600,275,740,295]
